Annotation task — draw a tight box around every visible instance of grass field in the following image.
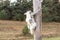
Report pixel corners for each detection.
[0,20,60,40]
[43,37,60,40]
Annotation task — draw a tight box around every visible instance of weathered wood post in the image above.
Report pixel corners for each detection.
[32,0,43,40]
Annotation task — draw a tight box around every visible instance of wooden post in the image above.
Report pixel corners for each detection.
[33,0,43,40]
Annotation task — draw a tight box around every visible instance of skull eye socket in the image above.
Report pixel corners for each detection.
[29,12,31,15]
[31,16,33,18]
[29,19,32,23]
[30,12,31,13]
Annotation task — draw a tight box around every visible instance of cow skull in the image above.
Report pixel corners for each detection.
[24,10,37,35]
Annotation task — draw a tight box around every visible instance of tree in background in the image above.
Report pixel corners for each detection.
[42,0,60,22]
[0,0,10,20]
[11,0,33,21]
[0,0,60,22]
[0,0,33,21]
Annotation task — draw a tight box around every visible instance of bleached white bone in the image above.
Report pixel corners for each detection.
[9,0,17,3]
[24,10,37,34]
[9,0,17,6]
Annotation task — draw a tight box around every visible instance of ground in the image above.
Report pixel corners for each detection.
[42,37,60,40]
[0,20,60,40]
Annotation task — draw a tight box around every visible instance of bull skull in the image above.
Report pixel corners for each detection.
[24,10,37,35]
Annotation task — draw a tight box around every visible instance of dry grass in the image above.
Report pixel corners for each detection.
[42,22,60,37]
[0,20,29,40]
[0,20,60,40]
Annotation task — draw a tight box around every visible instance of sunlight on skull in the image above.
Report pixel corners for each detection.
[24,10,37,35]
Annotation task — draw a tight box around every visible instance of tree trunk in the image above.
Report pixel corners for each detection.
[33,0,42,40]
[34,11,42,40]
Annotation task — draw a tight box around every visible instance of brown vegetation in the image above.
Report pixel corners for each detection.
[0,20,60,40]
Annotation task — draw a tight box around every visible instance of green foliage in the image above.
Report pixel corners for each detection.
[0,0,32,21]
[0,0,60,22]
[0,10,10,20]
[22,25,29,35]
[12,13,25,21]
[42,0,60,22]
[11,0,32,21]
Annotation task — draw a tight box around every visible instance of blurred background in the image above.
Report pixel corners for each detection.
[0,0,60,40]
